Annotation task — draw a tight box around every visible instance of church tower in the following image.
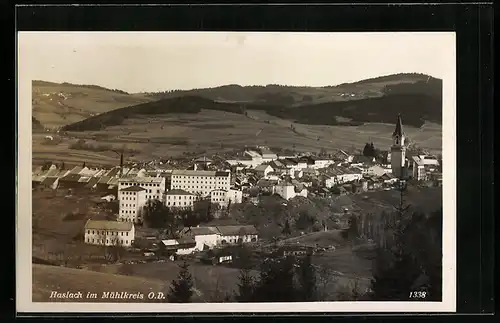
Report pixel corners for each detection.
[391,114,406,178]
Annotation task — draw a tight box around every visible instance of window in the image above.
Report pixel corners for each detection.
[126,232,129,236]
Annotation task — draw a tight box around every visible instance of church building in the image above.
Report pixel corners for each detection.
[391,114,407,178]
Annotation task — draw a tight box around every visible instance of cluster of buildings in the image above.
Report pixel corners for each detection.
[34,113,441,252]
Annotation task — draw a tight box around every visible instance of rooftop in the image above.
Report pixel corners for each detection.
[165,189,193,196]
[216,225,258,236]
[85,220,134,231]
[120,186,146,192]
[119,176,164,183]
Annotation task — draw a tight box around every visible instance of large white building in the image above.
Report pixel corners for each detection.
[411,155,440,181]
[164,189,196,209]
[118,176,166,201]
[170,170,231,198]
[84,220,135,247]
[118,186,147,223]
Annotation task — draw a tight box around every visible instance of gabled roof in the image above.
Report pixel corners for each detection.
[216,225,258,236]
[59,174,81,182]
[41,176,58,186]
[181,226,219,236]
[85,220,133,231]
[166,189,193,196]
[120,185,146,192]
[255,164,273,172]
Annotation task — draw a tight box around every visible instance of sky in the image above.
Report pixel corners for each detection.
[18,32,455,93]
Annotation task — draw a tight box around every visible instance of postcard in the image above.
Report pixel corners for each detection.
[17,31,456,313]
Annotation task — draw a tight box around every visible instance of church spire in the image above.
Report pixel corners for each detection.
[392,114,404,137]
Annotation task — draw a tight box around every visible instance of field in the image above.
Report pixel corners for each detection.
[32,190,113,262]
[32,81,152,129]
[32,264,167,303]
[33,109,442,167]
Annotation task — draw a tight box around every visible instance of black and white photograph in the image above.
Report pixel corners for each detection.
[17,31,456,312]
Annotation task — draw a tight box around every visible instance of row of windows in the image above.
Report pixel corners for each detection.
[173,175,227,180]
[121,182,161,187]
[119,217,138,222]
[122,192,138,196]
[86,238,130,245]
[122,204,136,208]
[122,196,137,200]
[173,185,227,190]
[166,201,192,206]
[121,210,137,214]
[87,230,129,236]
[166,195,193,200]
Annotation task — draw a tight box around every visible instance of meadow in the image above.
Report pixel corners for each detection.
[33,109,442,167]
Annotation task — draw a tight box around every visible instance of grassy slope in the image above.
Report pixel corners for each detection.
[32,80,153,129]
[33,109,442,167]
[32,264,167,302]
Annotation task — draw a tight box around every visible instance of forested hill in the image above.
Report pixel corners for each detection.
[139,73,442,107]
[61,91,441,132]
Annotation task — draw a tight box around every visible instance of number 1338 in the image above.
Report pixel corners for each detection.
[409,291,427,299]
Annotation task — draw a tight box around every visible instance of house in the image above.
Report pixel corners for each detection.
[40,176,59,190]
[254,164,274,178]
[165,189,196,209]
[259,147,278,161]
[84,220,135,247]
[84,176,100,190]
[324,167,363,188]
[379,173,398,185]
[367,165,391,177]
[216,225,259,245]
[411,156,426,180]
[57,174,84,189]
[180,226,220,251]
[118,186,147,223]
[411,155,440,181]
[273,181,308,200]
[161,237,197,255]
[332,149,354,163]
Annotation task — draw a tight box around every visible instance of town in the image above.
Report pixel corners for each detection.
[32,114,443,302]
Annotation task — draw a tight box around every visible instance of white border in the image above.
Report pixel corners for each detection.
[16,31,456,313]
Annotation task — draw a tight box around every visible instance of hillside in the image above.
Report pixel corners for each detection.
[32,80,153,129]
[61,91,441,132]
[32,264,168,302]
[142,73,441,106]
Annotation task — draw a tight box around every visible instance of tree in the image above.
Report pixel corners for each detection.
[281,219,292,236]
[252,256,297,302]
[235,268,256,302]
[143,199,177,233]
[370,170,443,301]
[167,261,194,303]
[295,211,316,231]
[295,253,317,301]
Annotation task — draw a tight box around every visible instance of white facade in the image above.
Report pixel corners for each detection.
[118,186,147,223]
[367,165,392,177]
[228,188,243,204]
[273,183,308,200]
[411,156,427,181]
[118,176,166,201]
[84,220,135,247]
[164,189,196,209]
[312,159,334,169]
[325,173,363,188]
[171,170,230,198]
[254,164,274,177]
